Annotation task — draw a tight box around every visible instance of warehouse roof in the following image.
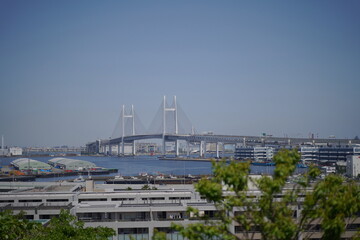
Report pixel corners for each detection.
[11,158,51,170]
[48,158,96,169]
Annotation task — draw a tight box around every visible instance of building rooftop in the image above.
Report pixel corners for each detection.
[11,158,51,170]
[48,157,96,170]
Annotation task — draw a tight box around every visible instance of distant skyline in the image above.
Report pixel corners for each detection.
[1,0,359,147]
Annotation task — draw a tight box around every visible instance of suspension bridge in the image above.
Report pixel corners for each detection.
[86,96,360,157]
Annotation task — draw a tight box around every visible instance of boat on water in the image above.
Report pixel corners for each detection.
[114,175,124,180]
[73,175,85,182]
[138,172,148,177]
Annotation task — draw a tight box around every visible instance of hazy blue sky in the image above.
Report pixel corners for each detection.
[0,0,359,147]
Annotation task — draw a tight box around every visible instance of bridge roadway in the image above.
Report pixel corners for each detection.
[105,134,360,145]
[87,134,360,157]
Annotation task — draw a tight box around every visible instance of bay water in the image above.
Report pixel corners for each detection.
[0,155,307,182]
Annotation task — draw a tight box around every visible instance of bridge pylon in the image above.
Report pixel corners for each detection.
[162,95,179,155]
[162,95,178,135]
[120,105,136,156]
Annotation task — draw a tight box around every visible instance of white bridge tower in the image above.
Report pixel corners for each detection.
[120,105,136,155]
[162,96,179,155]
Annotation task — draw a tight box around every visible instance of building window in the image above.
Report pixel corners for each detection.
[40,214,59,219]
[118,228,149,240]
[169,197,191,200]
[111,198,135,201]
[78,198,106,203]
[19,199,42,203]
[46,199,69,202]
[141,197,165,201]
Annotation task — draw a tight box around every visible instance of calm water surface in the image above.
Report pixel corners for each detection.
[0,155,307,182]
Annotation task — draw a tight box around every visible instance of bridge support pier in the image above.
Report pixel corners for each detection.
[121,141,125,156]
[132,141,136,155]
[162,137,166,156]
[216,142,220,158]
[200,141,206,158]
[117,143,121,156]
[186,141,190,157]
[204,141,207,158]
[175,140,179,157]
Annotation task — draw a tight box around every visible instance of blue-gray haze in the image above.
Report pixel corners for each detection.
[0,0,359,147]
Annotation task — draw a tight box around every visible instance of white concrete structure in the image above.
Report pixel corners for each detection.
[0,182,215,240]
[9,147,23,156]
[0,149,8,156]
[1,180,360,239]
[347,155,360,178]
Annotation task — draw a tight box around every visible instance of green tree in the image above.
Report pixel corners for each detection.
[34,209,115,240]
[155,149,360,240]
[0,210,41,240]
[0,209,115,240]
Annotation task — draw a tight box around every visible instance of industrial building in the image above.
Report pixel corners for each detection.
[302,146,360,163]
[0,147,23,156]
[48,158,96,170]
[299,146,319,163]
[235,145,360,164]
[11,158,51,171]
[234,146,275,161]
[318,146,359,163]
[0,149,7,156]
[9,147,23,156]
[0,136,22,156]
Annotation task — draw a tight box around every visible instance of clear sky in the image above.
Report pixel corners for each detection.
[0,0,359,147]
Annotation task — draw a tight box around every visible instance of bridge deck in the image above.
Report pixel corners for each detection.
[89,134,360,146]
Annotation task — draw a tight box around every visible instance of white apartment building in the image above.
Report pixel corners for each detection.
[347,155,360,178]
[0,182,216,240]
[1,180,359,240]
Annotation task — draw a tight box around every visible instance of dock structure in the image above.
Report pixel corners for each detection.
[2,158,117,180]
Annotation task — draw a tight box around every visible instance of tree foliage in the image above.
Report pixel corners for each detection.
[0,210,41,240]
[0,209,115,240]
[154,149,360,240]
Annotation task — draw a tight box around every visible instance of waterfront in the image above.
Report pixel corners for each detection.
[0,155,308,182]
